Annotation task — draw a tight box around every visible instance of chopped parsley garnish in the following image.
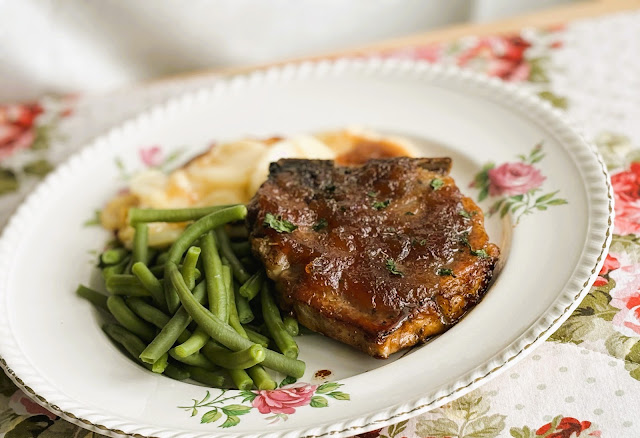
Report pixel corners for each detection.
[373,200,391,210]
[459,231,470,247]
[385,258,404,277]
[437,268,455,277]
[459,210,477,219]
[471,248,488,258]
[312,218,328,231]
[412,238,427,246]
[367,191,378,198]
[405,211,415,216]
[459,231,488,257]
[263,213,298,233]
[430,178,444,191]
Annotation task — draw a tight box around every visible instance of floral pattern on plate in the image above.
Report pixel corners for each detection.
[179,381,350,428]
[470,144,568,224]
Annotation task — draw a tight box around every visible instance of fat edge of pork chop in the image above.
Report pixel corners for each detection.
[247,158,500,358]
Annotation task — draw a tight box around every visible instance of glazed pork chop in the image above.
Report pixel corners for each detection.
[247,158,500,358]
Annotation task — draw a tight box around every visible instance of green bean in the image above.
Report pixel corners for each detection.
[169,348,217,370]
[224,265,248,338]
[132,223,149,265]
[239,257,261,273]
[230,241,251,257]
[103,323,151,369]
[152,352,169,373]
[169,262,306,378]
[283,316,299,337]
[150,264,201,280]
[235,290,254,324]
[201,231,227,321]
[229,370,254,390]
[131,262,166,310]
[215,228,250,283]
[200,342,265,369]
[181,246,201,290]
[102,256,130,282]
[101,248,129,266]
[126,297,170,329]
[139,282,207,364]
[164,205,247,313]
[76,285,108,311]
[247,366,276,390]
[106,274,150,297]
[107,296,156,342]
[156,251,169,266]
[164,362,190,380]
[173,327,209,357]
[129,205,233,224]
[244,327,270,348]
[238,270,265,301]
[184,365,229,388]
[226,225,248,240]
[261,283,299,359]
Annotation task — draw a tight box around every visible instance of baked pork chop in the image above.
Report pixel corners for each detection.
[247,158,500,358]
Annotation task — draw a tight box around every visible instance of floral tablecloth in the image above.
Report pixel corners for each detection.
[1,9,640,438]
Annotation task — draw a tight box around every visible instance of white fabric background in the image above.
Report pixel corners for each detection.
[0,0,577,101]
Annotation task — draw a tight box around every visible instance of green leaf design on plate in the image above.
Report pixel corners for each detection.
[221,404,252,416]
[316,382,340,394]
[310,396,328,408]
[240,389,257,402]
[220,415,240,428]
[327,391,350,400]
[200,410,221,424]
[279,376,297,387]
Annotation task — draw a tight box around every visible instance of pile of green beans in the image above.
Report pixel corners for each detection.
[76,204,304,389]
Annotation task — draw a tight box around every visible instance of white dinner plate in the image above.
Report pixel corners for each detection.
[0,60,612,438]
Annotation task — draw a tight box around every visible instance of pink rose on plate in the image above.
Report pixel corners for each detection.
[487,162,546,196]
[608,253,640,337]
[8,389,57,420]
[139,145,163,167]
[252,383,317,414]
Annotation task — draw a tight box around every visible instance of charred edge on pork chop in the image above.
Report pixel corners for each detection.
[247,158,500,358]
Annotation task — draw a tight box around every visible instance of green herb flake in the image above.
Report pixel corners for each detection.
[430,178,444,191]
[385,258,404,277]
[459,210,472,219]
[367,191,378,198]
[459,231,470,248]
[373,200,391,210]
[437,268,455,277]
[419,239,427,246]
[405,211,415,216]
[312,218,328,231]
[471,248,488,258]
[263,213,298,233]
